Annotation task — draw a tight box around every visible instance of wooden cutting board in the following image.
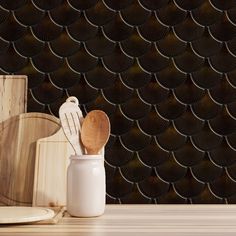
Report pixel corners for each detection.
[33,128,74,207]
[0,75,27,124]
[0,113,60,206]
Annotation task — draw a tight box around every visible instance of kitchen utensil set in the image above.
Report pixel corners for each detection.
[59,97,110,155]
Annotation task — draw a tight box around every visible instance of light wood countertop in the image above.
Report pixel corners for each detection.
[1,205,236,235]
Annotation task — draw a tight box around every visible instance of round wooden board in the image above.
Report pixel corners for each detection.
[0,207,54,224]
[0,113,60,205]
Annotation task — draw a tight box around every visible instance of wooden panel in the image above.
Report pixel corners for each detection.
[33,129,74,207]
[0,113,60,206]
[0,75,27,124]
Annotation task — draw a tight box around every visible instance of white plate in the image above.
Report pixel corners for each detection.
[0,207,54,224]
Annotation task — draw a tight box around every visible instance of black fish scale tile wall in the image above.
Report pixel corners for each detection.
[1,0,236,204]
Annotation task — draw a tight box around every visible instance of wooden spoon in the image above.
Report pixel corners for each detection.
[81,110,110,155]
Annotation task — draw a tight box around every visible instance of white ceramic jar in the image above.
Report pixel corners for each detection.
[67,154,105,217]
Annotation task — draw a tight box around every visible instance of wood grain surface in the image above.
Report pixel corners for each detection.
[0,75,27,124]
[1,205,236,235]
[33,128,73,207]
[0,113,60,206]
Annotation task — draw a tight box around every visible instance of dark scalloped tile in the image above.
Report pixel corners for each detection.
[85,92,116,115]
[209,13,236,42]
[0,0,27,10]
[139,0,168,10]
[121,59,151,89]
[138,169,169,198]
[174,44,204,73]
[103,0,132,11]
[103,43,133,73]
[31,76,63,104]
[174,75,205,104]
[209,75,236,104]
[157,28,187,57]
[120,153,152,182]
[120,90,151,120]
[138,44,170,73]
[50,29,80,57]
[156,123,186,151]
[138,75,169,104]
[138,137,169,167]
[157,184,187,203]
[85,1,115,26]
[0,5,8,24]
[191,1,222,26]
[227,101,236,119]
[209,0,236,10]
[103,76,133,104]
[108,106,133,135]
[121,1,150,26]
[105,136,133,166]
[191,122,223,151]
[16,60,45,88]
[209,106,236,136]
[209,44,236,73]
[191,185,224,204]
[85,28,116,57]
[156,153,187,183]
[121,28,151,58]
[174,137,204,167]
[67,43,98,73]
[209,138,236,167]
[27,90,46,113]
[209,169,236,198]
[14,1,44,26]
[120,184,151,204]
[32,43,63,73]
[138,13,168,42]
[192,93,222,120]
[85,59,116,89]
[157,0,186,26]
[120,123,151,151]
[49,61,79,89]
[174,0,204,10]
[174,13,204,42]
[32,12,62,42]
[67,12,98,41]
[67,75,98,104]
[156,90,187,120]
[103,13,133,41]
[138,106,169,136]
[106,168,133,198]
[0,13,26,41]
[174,106,205,136]
[68,0,99,10]
[191,60,221,89]
[0,43,27,72]
[191,153,223,183]
[157,60,187,89]
[192,28,222,57]
[14,29,44,57]
[49,0,80,26]
[174,169,205,198]
[227,37,236,57]
[32,0,62,10]
[227,7,236,25]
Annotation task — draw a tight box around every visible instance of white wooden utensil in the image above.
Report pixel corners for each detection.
[59,97,84,155]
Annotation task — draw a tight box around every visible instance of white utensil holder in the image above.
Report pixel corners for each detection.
[67,154,105,217]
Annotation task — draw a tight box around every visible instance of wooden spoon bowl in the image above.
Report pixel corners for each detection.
[81,110,110,155]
